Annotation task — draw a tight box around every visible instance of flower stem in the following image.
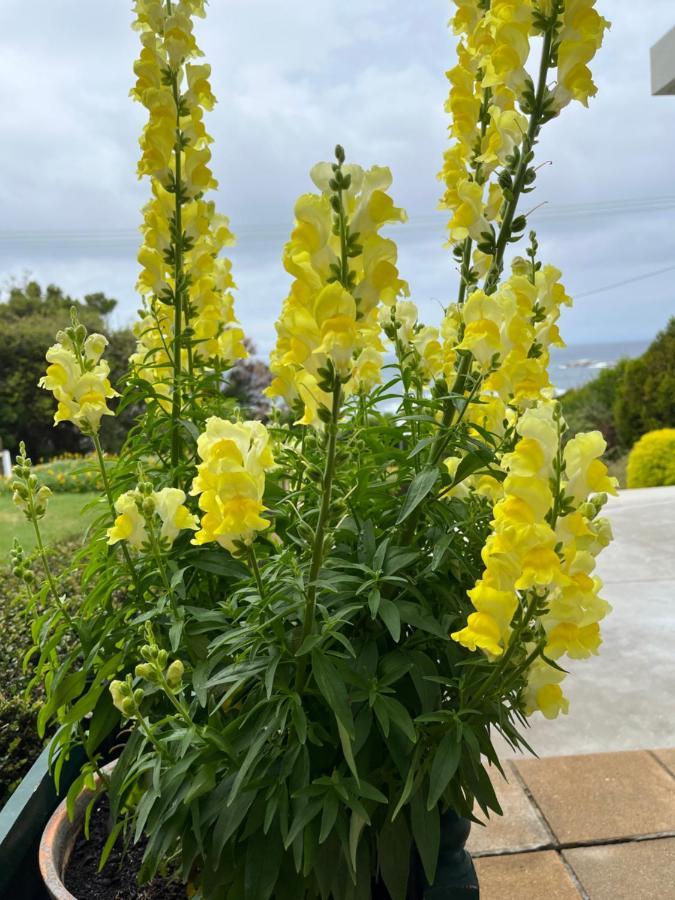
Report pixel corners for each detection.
[295,384,342,693]
[169,66,185,480]
[247,544,265,601]
[91,433,142,595]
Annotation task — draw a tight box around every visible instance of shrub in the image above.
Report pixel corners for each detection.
[0,541,82,807]
[626,429,675,489]
[614,318,675,450]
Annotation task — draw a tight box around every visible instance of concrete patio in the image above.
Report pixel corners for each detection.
[468,749,675,899]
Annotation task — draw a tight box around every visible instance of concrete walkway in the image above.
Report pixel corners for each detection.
[507,486,675,758]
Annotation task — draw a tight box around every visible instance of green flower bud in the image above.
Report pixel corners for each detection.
[135,663,156,681]
[156,649,168,669]
[110,680,129,714]
[140,643,157,662]
[122,698,136,717]
[165,659,184,689]
[133,688,144,706]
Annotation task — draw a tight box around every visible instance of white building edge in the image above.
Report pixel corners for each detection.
[651,26,675,96]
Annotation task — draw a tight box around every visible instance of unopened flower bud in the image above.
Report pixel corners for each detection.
[165,659,184,689]
[133,688,144,706]
[135,663,156,681]
[156,649,168,669]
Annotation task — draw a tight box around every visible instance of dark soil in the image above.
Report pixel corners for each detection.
[64,797,186,899]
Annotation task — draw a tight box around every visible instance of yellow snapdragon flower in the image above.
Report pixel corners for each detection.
[190,418,274,553]
[107,487,198,549]
[39,335,118,434]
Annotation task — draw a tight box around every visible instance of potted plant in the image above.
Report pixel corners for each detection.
[9,0,614,897]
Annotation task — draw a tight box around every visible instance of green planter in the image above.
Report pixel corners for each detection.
[0,745,86,899]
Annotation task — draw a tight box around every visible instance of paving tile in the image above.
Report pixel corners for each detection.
[653,748,675,778]
[474,851,581,899]
[564,837,675,900]
[467,763,552,856]
[515,750,675,844]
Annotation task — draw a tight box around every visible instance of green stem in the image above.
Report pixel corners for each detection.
[295,385,342,693]
[169,68,185,480]
[29,509,77,632]
[483,25,554,295]
[91,433,142,595]
[247,544,265,600]
[471,592,539,705]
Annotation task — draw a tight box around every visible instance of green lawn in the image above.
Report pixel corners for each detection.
[0,492,100,561]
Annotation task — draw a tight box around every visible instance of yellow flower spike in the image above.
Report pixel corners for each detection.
[269,153,407,424]
[130,0,247,404]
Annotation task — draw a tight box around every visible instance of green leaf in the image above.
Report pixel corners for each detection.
[98,820,124,872]
[382,697,416,744]
[245,827,283,900]
[368,588,381,618]
[427,729,462,810]
[396,468,440,525]
[378,598,401,642]
[349,811,367,872]
[378,814,411,900]
[311,651,354,737]
[338,719,359,783]
[411,790,440,884]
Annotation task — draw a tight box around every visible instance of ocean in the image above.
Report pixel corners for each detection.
[549,340,649,394]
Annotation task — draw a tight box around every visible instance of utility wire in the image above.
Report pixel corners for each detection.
[574,264,675,299]
[1,195,675,246]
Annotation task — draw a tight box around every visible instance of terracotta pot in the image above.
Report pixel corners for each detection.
[38,763,115,900]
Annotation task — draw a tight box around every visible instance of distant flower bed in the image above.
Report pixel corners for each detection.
[0,455,110,494]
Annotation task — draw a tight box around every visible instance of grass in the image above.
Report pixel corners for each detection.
[0,492,99,561]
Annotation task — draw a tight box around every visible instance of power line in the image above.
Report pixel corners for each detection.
[1,195,675,247]
[574,264,675,299]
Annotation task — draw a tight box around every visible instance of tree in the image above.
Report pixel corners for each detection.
[613,318,675,449]
[560,361,628,458]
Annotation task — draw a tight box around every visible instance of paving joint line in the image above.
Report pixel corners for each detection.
[507,760,559,846]
[472,829,675,859]
[647,749,675,781]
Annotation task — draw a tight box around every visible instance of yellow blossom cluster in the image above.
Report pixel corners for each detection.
[129,0,246,405]
[451,400,617,718]
[39,333,118,433]
[266,162,409,427]
[464,263,571,405]
[107,486,198,549]
[190,418,275,552]
[555,0,611,109]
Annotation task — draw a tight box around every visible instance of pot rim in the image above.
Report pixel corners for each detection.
[38,761,116,900]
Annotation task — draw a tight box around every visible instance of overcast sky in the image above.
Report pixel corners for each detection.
[1,1,673,353]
